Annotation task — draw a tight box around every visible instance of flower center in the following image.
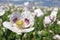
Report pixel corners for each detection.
[16,20,23,26]
[15,18,30,29]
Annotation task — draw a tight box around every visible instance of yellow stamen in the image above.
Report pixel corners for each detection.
[16,20,23,26]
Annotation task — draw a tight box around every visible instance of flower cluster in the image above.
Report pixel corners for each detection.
[0,2,60,40]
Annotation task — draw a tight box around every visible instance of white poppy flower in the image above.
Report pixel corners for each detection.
[0,6,9,10]
[33,8,44,17]
[37,31,42,35]
[0,9,5,16]
[53,34,60,40]
[3,12,34,34]
[0,5,10,16]
[50,8,58,20]
[43,16,51,27]
[8,4,13,7]
[57,21,60,25]
[49,30,53,33]
[24,2,29,6]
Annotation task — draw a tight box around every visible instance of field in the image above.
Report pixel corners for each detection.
[0,7,60,40]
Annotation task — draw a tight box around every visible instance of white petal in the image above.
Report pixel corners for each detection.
[20,27,34,33]
[58,36,60,39]
[44,16,51,24]
[9,26,34,34]
[21,11,34,28]
[10,27,22,35]
[3,21,12,29]
[24,23,31,28]
[0,10,5,16]
[3,21,22,35]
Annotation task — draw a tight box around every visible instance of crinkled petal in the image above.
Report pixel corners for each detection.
[9,12,21,23]
[3,21,34,34]
[20,27,34,33]
[21,11,34,28]
[3,21,12,29]
[3,21,22,34]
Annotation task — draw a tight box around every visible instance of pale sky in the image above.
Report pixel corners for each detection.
[0,0,60,7]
